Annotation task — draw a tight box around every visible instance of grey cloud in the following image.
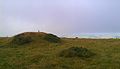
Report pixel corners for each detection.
[1,0,120,36]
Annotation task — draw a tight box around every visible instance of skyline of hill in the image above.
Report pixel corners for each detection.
[1,32,120,39]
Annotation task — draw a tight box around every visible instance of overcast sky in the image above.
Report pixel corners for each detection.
[1,0,120,37]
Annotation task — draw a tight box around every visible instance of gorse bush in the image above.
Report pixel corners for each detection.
[43,34,61,43]
[59,47,95,58]
[12,34,32,45]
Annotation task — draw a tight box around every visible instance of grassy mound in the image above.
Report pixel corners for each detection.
[59,47,95,58]
[11,32,61,45]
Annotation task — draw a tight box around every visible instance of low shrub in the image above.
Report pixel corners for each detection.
[43,34,61,43]
[59,47,95,58]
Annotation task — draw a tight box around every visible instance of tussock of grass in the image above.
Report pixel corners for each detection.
[59,47,95,58]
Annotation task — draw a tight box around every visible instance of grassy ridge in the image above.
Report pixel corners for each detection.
[0,37,120,69]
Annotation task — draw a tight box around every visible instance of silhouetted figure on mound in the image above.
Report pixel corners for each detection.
[38,30,40,32]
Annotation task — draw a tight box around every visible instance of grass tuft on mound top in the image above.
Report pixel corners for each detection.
[59,47,95,58]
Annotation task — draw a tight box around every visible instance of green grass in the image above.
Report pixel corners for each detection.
[0,37,120,69]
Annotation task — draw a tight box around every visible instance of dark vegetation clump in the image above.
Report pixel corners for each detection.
[0,45,5,48]
[59,47,95,58]
[43,34,61,43]
[12,34,32,45]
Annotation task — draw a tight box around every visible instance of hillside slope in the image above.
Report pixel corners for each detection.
[0,33,120,69]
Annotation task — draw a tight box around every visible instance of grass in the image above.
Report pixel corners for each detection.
[0,36,120,69]
[59,47,95,58]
